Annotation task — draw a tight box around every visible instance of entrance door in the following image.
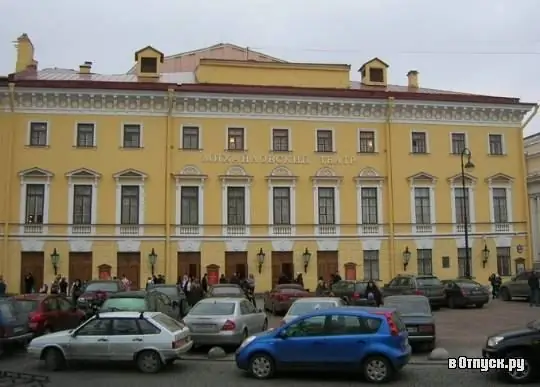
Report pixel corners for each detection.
[116,253,140,290]
[177,252,201,280]
[20,252,44,293]
[317,251,339,282]
[69,252,93,282]
[271,251,293,287]
[224,252,247,280]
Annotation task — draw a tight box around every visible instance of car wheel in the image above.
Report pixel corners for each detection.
[262,319,268,331]
[500,288,511,301]
[474,303,484,308]
[448,297,456,309]
[43,348,65,371]
[249,353,275,379]
[362,355,394,383]
[500,350,536,383]
[136,350,163,374]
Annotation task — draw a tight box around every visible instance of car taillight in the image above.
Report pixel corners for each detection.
[29,312,46,323]
[375,312,399,336]
[277,294,289,301]
[221,320,236,331]
[419,325,434,333]
[172,338,186,349]
[352,292,361,299]
[414,290,424,295]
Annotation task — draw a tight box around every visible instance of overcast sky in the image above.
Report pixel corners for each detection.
[1,0,539,134]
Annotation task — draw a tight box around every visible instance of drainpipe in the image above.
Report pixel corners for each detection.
[384,97,396,278]
[3,83,16,275]
[164,88,175,280]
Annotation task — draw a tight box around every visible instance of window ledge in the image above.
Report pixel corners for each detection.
[314,151,336,154]
[119,146,144,150]
[488,153,507,157]
[73,145,97,150]
[225,149,247,152]
[357,151,379,155]
[409,152,430,155]
[25,145,49,149]
[270,150,292,153]
[179,148,203,151]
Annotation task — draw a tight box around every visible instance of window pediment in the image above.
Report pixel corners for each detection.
[407,172,437,185]
[311,167,342,184]
[113,168,147,180]
[485,173,513,185]
[447,172,477,186]
[266,166,297,182]
[19,167,53,179]
[65,168,101,179]
[220,165,252,183]
[173,165,207,183]
[354,167,383,185]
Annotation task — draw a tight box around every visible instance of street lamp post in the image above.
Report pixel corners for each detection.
[460,148,475,279]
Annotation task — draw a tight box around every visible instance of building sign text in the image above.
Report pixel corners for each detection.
[201,153,357,166]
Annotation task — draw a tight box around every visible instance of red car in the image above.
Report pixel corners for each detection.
[13,294,85,335]
[263,284,310,315]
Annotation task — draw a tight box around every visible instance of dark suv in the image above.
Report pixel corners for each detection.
[330,280,375,306]
[499,270,540,301]
[382,274,445,309]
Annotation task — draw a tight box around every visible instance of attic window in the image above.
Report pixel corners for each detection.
[369,68,384,83]
[140,57,157,73]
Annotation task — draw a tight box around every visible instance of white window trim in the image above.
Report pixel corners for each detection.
[67,176,99,235]
[73,122,97,147]
[313,182,341,236]
[410,130,429,154]
[357,128,379,153]
[409,183,436,234]
[270,127,292,152]
[221,178,251,236]
[488,182,513,233]
[180,124,203,150]
[315,128,335,152]
[115,176,146,236]
[267,180,296,236]
[450,181,476,233]
[19,171,52,235]
[120,122,144,148]
[449,131,468,154]
[27,121,50,146]
[225,126,247,151]
[487,133,506,155]
[356,181,383,236]
[175,178,205,236]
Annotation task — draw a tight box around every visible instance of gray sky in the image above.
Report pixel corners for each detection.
[1,0,539,134]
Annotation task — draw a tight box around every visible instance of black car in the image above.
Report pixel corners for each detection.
[382,274,446,309]
[330,280,375,306]
[0,298,33,354]
[441,278,489,309]
[483,319,540,383]
[99,290,180,320]
[146,284,189,318]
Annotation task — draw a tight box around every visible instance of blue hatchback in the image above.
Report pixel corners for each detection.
[236,307,411,383]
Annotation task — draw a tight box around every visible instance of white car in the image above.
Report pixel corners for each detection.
[27,311,193,373]
[281,297,345,325]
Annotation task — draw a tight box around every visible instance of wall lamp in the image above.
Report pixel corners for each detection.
[402,246,411,271]
[302,248,312,273]
[256,248,266,274]
[50,248,60,276]
[482,244,490,268]
[148,248,158,275]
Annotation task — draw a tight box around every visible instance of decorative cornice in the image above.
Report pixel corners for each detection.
[0,88,530,127]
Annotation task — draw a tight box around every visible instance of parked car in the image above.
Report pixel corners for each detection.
[263,284,310,315]
[331,280,375,305]
[382,274,445,309]
[27,311,193,373]
[441,278,489,308]
[100,290,181,320]
[0,297,33,353]
[146,284,189,318]
[499,270,540,301]
[77,280,124,317]
[235,307,410,383]
[183,297,268,347]
[482,318,540,383]
[206,284,246,298]
[13,294,85,335]
[282,297,345,325]
[382,295,435,351]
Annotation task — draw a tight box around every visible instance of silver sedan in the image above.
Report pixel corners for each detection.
[183,297,268,346]
[282,297,345,325]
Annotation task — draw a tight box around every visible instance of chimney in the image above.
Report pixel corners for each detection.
[15,33,36,73]
[407,70,419,89]
[79,61,92,74]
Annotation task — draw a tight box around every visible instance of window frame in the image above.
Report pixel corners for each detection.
[181,126,200,150]
[122,124,142,148]
[76,123,96,148]
[272,186,291,225]
[120,185,140,225]
[226,186,246,225]
[411,131,428,154]
[72,184,93,225]
[316,129,334,153]
[180,186,199,226]
[317,187,335,225]
[28,122,48,147]
[25,183,45,224]
[227,127,245,151]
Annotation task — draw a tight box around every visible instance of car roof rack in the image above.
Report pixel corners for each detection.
[139,311,145,319]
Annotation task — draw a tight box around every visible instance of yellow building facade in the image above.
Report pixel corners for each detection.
[0,34,537,292]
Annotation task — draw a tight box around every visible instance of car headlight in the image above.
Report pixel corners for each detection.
[487,336,504,347]
[78,297,86,302]
[238,335,256,350]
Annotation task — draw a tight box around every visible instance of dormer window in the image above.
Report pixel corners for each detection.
[369,68,384,83]
[134,45,164,78]
[358,57,389,86]
[140,57,157,73]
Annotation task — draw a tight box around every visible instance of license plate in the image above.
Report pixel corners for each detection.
[407,327,418,333]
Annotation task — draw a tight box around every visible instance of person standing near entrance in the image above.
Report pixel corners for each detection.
[528,271,539,307]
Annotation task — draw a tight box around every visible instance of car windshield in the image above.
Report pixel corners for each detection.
[152,314,185,332]
[211,287,243,295]
[189,302,236,315]
[150,287,179,297]
[0,303,15,320]
[417,277,442,286]
[277,285,303,291]
[455,280,482,288]
[101,298,146,311]
[14,299,39,314]
[384,298,431,315]
[85,282,119,292]
[287,301,336,316]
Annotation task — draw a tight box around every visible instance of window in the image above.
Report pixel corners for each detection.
[76,123,95,147]
[180,186,198,225]
[285,315,327,337]
[417,249,433,275]
[138,319,161,334]
[227,128,244,150]
[123,124,141,148]
[457,248,472,277]
[361,187,378,224]
[326,315,381,335]
[489,134,503,155]
[411,132,427,154]
[73,184,92,225]
[227,187,245,225]
[182,126,199,150]
[316,130,333,152]
[111,319,140,335]
[25,184,45,224]
[414,187,431,224]
[442,256,450,268]
[358,131,375,153]
[273,187,290,225]
[363,250,380,280]
[318,187,335,225]
[496,247,511,276]
[451,133,466,154]
[492,188,508,223]
[140,57,157,73]
[369,68,384,82]
[120,186,140,225]
[77,318,111,336]
[272,129,289,151]
[454,187,470,225]
[29,122,48,146]
[57,298,73,311]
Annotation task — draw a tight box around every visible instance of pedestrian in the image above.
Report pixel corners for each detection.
[201,273,208,293]
[230,272,240,285]
[0,276,7,296]
[528,271,540,307]
[50,275,60,294]
[121,274,131,291]
[219,274,227,283]
[24,272,34,294]
[315,277,327,296]
[71,279,82,304]
[59,276,68,296]
[295,272,304,288]
[492,274,502,299]
[333,271,342,284]
[365,280,383,306]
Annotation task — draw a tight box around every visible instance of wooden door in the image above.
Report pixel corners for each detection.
[224,252,247,280]
[271,251,293,287]
[69,252,93,282]
[317,251,339,282]
[177,252,201,280]
[117,253,140,290]
[20,252,44,293]
[344,262,357,280]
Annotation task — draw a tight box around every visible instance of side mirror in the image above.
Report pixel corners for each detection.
[172,301,179,307]
[277,329,288,339]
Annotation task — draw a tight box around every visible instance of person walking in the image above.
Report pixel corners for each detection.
[365,280,383,307]
[527,271,539,307]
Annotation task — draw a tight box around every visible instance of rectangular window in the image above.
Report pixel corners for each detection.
[369,68,384,83]
[411,132,427,154]
[272,129,289,152]
[414,187,431,224]
[123,124,141,148]
[361,187,378,224]
[73,185,92,225]
[227,128,244,150]
[489,134,503,155]
[457,248,472,277]
[140,57,157,73]
[496,247,511,276]
[182,127,200,150]
[363,250,380,280]
[417,249,433,275]
[29,122,48,146]
[451,133,466,154]
[180,186,199,225]
[318,187,335,225]
[316,130,333,152]
[273,187,290,225]
[227,187,245,225]
[76,123,95,147]
[120,186,140,224]
[454,187,470,224]
[25,184,45,224]
[358,131,376,153]
[492,188,508,223]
